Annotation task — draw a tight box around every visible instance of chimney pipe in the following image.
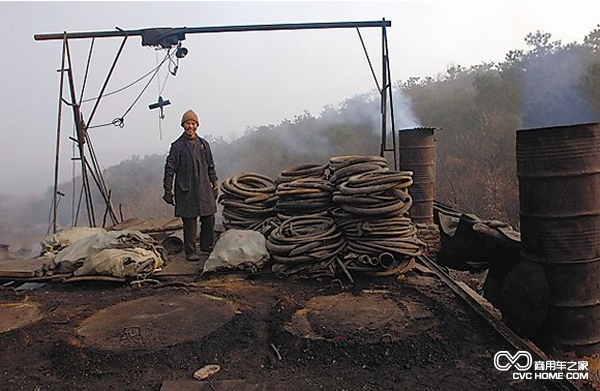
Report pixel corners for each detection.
[399,127,440,255]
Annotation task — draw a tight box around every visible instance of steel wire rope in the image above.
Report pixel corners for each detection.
[80,49,171,104]
[157,51,175,101]
[155,50,163,140]
[154,49,175,139]
[84,36,129,130]
[86,48,173,129]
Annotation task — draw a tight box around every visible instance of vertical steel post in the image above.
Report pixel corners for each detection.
[380,19,388,159]
[52,34,67,233]
[383,24,398,171]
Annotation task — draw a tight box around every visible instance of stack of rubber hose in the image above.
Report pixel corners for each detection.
[275,178,334,220]
[275,163,327,185]
[334,170,414,217]
[328,155,389,188]
[329,168,425,278]
[274,163,331,220]
[219,173,279,236]
[267,216,346,278]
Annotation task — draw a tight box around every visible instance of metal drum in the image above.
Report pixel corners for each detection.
[161,235,184,254]
[399,127,436,224]
[517,122,600,355]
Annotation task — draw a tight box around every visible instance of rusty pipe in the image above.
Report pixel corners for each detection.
[378,252,396,269]
[358,254,372,265]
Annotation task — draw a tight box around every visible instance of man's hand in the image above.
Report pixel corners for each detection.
[212,182,219,199]
[162,191,174,205]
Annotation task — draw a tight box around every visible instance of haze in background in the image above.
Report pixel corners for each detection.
[1,1,599,194]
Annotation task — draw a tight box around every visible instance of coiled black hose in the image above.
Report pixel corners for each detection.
[267,216,346,278]
[275,177,334,220]
[219,172,278,235]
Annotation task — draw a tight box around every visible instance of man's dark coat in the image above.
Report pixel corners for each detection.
[163,134,218,217]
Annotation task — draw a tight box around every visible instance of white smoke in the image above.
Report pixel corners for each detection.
[392,88,422,130]
[333,87,422,132]
[521,45,598,128]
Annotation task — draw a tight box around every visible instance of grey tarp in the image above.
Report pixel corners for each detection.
[203,229,269,274]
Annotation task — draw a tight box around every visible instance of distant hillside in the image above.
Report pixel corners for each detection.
[3,26,600,243]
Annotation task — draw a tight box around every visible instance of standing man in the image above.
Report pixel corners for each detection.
[163,109,219,261]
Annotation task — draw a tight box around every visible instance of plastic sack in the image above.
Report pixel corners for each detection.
[203,229,270,274]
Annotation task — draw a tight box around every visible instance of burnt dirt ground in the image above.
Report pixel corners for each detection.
[0,253,591,391]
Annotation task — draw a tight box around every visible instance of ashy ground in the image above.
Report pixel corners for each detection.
[0,252,592,391]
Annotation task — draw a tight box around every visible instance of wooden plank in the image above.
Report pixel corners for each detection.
[108,217,183,233]
[0,258,47,278]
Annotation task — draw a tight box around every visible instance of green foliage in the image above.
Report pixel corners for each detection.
[400,29,598,224]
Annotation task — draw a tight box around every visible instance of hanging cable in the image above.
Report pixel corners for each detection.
[154,49,175,139]
[86,36,129,128]
[159,55,173,96]
[155,50,164,140]
[168,50,179,76]
[155,50,161,97]
[80,55,170,103]
[87,48,173,129]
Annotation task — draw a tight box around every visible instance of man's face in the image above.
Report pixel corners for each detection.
[183,120,198,138]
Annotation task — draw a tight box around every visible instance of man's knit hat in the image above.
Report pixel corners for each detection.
[181,109,199,126]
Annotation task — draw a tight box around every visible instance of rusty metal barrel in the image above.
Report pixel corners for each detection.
[399,127,436,224]
[517,122,600,355]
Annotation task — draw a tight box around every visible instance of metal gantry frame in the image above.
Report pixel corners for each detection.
[35,19,399,233]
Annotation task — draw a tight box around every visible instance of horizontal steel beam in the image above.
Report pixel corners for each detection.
[34,20,391,41]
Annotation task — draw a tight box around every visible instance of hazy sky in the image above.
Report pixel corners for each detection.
[1,1,599,195]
